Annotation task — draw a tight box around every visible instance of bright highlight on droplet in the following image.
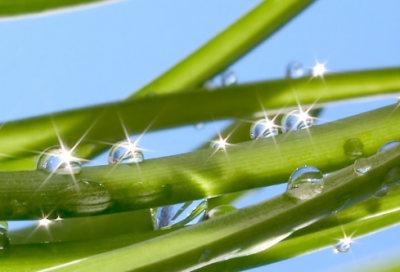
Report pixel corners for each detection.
[39,218,51,227]
[333,233,354,253]
[36,146,82,175]
[312,62,327,77]
[281,110,314,133]
[250,119,279,139]
[108,140,144,164]
[210,138,228,151]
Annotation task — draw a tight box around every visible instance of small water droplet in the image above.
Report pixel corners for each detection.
[108,140,144,164]
[36,146,82,175]
[194,123,204,130]
[210,139,227,150]
[150,199,208,230]
[374,185,389,198]
[221,71,237,86]
[382,166,400,185]
[285,62,310,79]
[250,119,279,139]
[199,250,212,263]
[286,166,324,200]
[208,205,237,219]
[333,240,351,253]
[354,158,371,175]
[378,141,400,153]
[64,179,113,214]
[281,110,313,133]
[0,221,7,231]
[332,194,350,214]
[344,138,364,161]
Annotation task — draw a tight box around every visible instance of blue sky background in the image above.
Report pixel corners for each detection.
[1,0,400,271]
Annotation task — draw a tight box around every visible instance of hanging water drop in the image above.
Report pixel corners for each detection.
[36,146,82,175]
[150,199,208,230]
[221,71,237,86]
[343,138,364,161]
[281,110,313,133]
[286,166,324,200]
[208,205,237,219]
[378,141,400,153]
[285,62,309,79]
[333,239,351,253]
[108,140,144,164]
[374,186,389,198]
[250,119,279,139]
[353,158,371,175]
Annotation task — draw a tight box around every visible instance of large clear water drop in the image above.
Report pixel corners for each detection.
[354,158,371,175]
[378,141,400,153]
[150,199,208,230]
[108,140,144,164]
[208,205,237,219]
[281,110,313,133]
[250,119,279,140]
[36,146,82,175]
[286,166,324,200]
[344,138,364,161]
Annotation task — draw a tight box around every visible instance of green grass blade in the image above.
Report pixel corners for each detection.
[129,0,317,97]
[0,67,398,171]
[0,0,118,17]
[1,103,400,219]
[36,144,400,271]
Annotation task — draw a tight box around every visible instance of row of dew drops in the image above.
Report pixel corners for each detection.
[0,62,395,255]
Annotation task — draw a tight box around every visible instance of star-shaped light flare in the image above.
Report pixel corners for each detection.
[312,62,327,78]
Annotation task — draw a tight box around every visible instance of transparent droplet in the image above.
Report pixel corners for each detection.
[354,158,371,175]
[333,240,351,253]
[382,166,400,185]
[374,185,390,198]
[250,119,279,140]
[281,110,313,133]
[208,205,237,219]
[64,179,113,214]
[0,221,7,231]
[203,79,218,90]
[344,138,364,161]
[108,140,144,165]
[199,250,212,263]
[36,146,82,175]
[221,71,237,86]
[378,141,400,153]
[332,194,350,214]
[210,139,227,150]
[286,166,324,200]
[285,62,309,79]
[194,123,204,130]
[150,199,208,230]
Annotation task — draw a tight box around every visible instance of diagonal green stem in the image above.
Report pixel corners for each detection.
[0,104,400,219]
[0,68,398,171]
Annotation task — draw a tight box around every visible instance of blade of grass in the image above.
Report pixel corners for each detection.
[37,143,400,272]
[129,0,317,97]
[0,67,398,171]
[1,103,400,219]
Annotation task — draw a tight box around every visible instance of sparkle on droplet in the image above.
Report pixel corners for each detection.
[281,110,313,133]
[354,158,372,175]
[36,146,82,175]
[312,62,327,77]
[286,166,324,200]
[108,140,144,165]
[250,119,279,140]
[39,218,51,227]
[210,138,228,151]
[333,238,352,253]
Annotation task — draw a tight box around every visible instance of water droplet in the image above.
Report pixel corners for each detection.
[378,141,400,153]
[333,240,351,253]
[64,179,113,214]
[332,194,350,214]
[210,139,227,150]
[285,62,309,79]
[108,140,144,164]
[374,185,389,198]
[354,158,371,175]
[221,71,237,86]
[0,221,7,231]
[194,123,204,130]
[382,166,400,185]
[286,166,324,200]
[0,222,9,253]
[36,146,82,175]
[199,250,212,263]
[281,110,313,133]
[208,205,237,219]
[250,119,279,139]
[343,138,364,161]
[203,79,218,90]
[150,199,208,230]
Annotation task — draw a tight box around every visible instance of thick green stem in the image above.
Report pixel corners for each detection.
[0,104,399,219]
[0,68,398,171]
